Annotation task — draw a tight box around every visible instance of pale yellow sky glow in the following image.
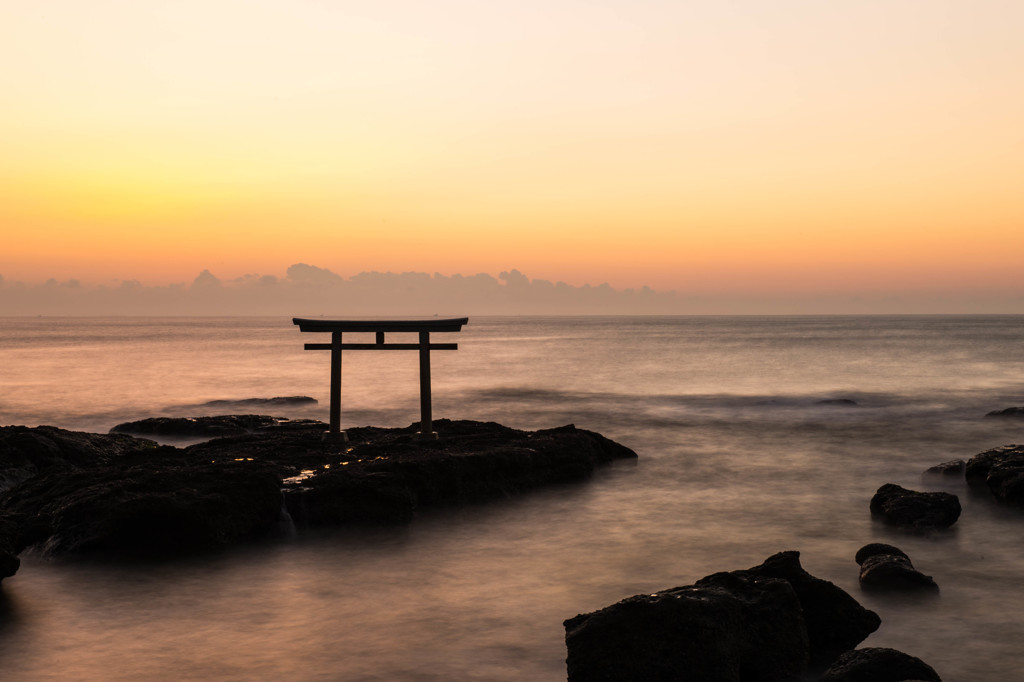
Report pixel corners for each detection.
[2,0,1022,308]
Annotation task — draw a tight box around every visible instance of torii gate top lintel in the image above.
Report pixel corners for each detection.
[292,317,469,441]
[292,317,469,333]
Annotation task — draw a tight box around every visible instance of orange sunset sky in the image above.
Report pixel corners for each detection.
[2,0,1022,309]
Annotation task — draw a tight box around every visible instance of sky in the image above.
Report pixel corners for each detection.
[2,0,1022,313]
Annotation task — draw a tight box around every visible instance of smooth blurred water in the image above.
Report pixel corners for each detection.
[1,315,1023,681]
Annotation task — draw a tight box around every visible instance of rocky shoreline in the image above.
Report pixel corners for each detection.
[4,409,1023,680]
[0,417,636,576]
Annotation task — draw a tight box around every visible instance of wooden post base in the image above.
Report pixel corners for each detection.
[322,430,349,443]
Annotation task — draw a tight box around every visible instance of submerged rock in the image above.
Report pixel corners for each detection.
[564,551,879,681]
[855,543,937,591]
[922,460,965,479]
[985,406,1024,418]
[110,414,287,438]
[194,396,318,409]
[870,483,961,529]
[964,444,1024,507]
[819,647,942,682]
[1,419,637,560]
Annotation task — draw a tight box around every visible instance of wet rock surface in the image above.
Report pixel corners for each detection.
[564,551,879,682]
[0,419,636,569]
[870,483,961,529]
[819,647,942,682]
[855,543,937,591]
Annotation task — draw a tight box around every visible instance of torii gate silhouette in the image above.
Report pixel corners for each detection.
[293,317,469,441]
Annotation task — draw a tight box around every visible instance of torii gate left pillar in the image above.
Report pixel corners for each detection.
[292,317,469,441]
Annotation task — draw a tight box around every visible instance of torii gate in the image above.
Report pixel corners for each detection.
[292,317,469,441]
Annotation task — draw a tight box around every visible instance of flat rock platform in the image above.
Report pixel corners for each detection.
[0,419,636,575]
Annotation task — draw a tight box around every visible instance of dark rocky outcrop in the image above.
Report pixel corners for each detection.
[964,444,1024,507]
[870,484,961,529]
[855,543,937,591]
[0,419,636,563]
[817,399,858,406]
[985,406,1024,418]
[564,551,879,681]
[819,647,942,682]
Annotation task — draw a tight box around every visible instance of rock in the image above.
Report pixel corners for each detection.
[870,484,961,529]
[741,551,881,669]
[565,571,809,682]
[1,419,637,559]
[964,444,1024,507]
[0,425,157,491]
[854,543,909,564]
[0,425,160,577]
[964,444,1024,483]
[0,519,20,581]
[818,399,858,406]
[855,544,937,591]
[195,396,318,409]
[922,460,965,478]
[110,415,285,438]
[564,551,879,681]
[819,647,942,682]
[272,420,639,526]
[1,451,283,558]
[985,406,1024,418]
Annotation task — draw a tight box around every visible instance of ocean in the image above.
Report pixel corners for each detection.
[1,315,1023,681]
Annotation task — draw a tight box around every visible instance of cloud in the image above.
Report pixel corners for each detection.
[0,266,683,316]
[286,263,344,287]
[2,266,1021,315]
[190,269,223,289]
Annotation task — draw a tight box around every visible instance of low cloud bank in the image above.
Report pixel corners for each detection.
[2,266,1020,315]
[0,266,679,316]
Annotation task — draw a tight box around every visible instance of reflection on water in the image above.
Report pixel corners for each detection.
[1,316,1024,680]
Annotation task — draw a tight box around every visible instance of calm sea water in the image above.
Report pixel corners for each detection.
[1,315,1023,681]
